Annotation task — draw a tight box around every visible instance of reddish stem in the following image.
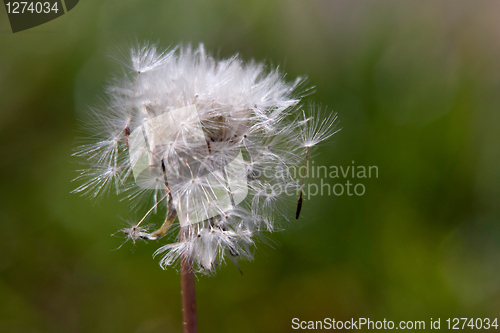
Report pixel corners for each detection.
[180,230,198,333]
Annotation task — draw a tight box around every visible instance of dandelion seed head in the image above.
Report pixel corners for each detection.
[74,43,338,273]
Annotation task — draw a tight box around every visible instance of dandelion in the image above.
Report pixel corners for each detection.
[73,43,338,332]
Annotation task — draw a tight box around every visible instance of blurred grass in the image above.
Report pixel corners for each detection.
[1,0,500,332]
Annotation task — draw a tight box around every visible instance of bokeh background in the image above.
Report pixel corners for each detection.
[1,0,500,332]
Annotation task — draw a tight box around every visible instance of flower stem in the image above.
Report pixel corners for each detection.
[180,229,198,333]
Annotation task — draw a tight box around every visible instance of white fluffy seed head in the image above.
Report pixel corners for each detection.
[73,43,339,273]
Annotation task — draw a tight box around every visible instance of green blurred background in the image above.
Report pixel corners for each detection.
[1,0,500,332]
